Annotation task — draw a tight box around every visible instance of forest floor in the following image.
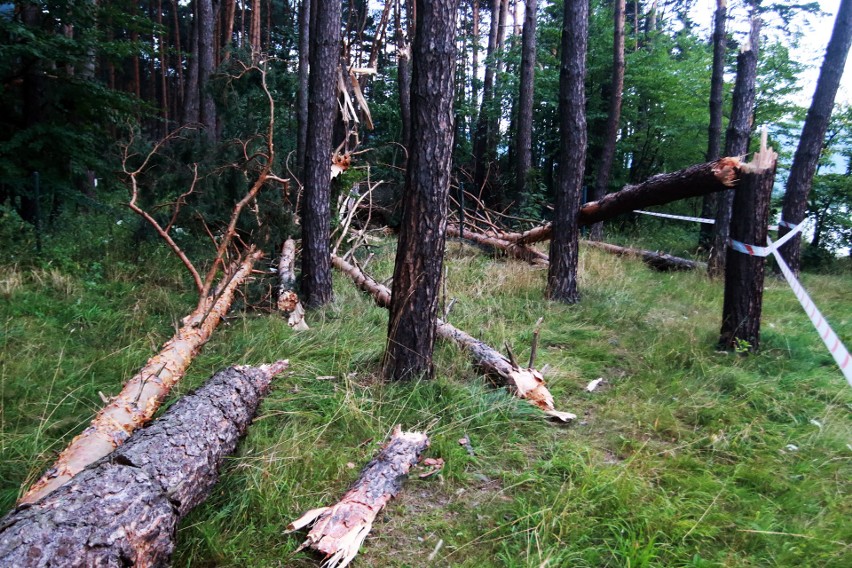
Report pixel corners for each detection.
[1,226,850,567]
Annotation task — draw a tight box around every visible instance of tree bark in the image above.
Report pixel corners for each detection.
[0,363,287,567]
[333,255,575,421]
[546,0,588,304]
[708,17,759,277]
[515,0,537,206]
[719,144,777,351]
[198,0,218,138]
[700,0,728,248]
[277,238,309,330]
[447,224,549,266]
[301,0,342,308]
[20,251,263,504]
[287,426,429,568]
[184,3,200,124]
[383,0,458,381]
[296,0,311,181]
[779,0,852,275]
[472,0,501,202]
[589,0,625,240]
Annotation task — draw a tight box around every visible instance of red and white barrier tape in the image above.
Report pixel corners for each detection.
[767,236,852,386]
[728,221,806,257]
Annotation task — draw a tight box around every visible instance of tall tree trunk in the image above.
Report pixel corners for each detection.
[1,363,287,567]
[515,0,537,207]
[383,0,458,381]
[589,0,625,240]
[223,0,237,54]
[546,0,588,303]
[301,0,341,307]
[198,0,218,138]
[708,16,759,277]
[184,3,201,124]
[250,0,261,60]
[719,143,777,351]
[700,0,728,248]
[472,0,501,202]
[158,0,169,135]
[171,0,185,114]
[395,0,412,161]
[779,0,852,275]
[296,0,311,180]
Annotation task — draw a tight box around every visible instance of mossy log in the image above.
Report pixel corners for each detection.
[0,362,288,567]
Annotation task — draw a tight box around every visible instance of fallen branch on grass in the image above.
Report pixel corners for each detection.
[20,250,263,504]
[287,425,429,568]
[581,240,704,271]
[331,255,575,422]
[0,362,288,566]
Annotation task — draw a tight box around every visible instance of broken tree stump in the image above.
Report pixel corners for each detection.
[515,157,742,245]
[581,240,705,271]
[719,140,777,351]
[0,362,288,567]
[20,250,263,505]
[287,425,429,568]
[331,255,575,422]
[277,238,309,330]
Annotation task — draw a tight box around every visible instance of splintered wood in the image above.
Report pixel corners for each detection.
[288,426,429,568]
[20,251,262,505]
[277,239,309,330]
[331,254,575,422]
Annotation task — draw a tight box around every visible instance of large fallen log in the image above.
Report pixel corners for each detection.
[331,255,575,422]
[20,250,263,505]
[446,224,548,266]
[277,238,309,330]
[581,240,705,271]
[0,361,288,567]
[287,425,428,568]
[515,157,742,245]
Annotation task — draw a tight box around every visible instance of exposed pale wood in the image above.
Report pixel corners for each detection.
[331,255,575,421]
[277,239,309,330]
[1,362,287,566]
[287,425,429,568]
[20,251,263,504]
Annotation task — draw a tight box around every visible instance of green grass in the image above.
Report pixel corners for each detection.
[1,235,850,567]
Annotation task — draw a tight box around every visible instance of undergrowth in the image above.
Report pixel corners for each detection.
[1,231,850,567]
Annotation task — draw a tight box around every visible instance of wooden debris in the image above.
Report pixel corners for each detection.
[277,238,309,330]
[20,250,263,505]
[446,224,548,266]
[331,254,575,422]
[287,425,429,568]
[0,362,288,567]
[582,240,704,271]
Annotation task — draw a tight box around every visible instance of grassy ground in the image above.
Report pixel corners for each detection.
[1,230,850,567]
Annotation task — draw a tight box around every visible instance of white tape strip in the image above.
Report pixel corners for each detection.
[767,236,852,386]
[728,221,806,257]
[634,210,715,224]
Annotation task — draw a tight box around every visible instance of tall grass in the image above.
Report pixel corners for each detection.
[1,236,849,567]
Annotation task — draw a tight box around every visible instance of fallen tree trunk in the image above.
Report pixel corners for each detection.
[287,425,428,568]
[0,362,288,567]
[331,255,575,422]
[20,250,263,505]
[446,224,548,266]
[515,157,741,245]
[582,240,705,271]
[277,238,309,330]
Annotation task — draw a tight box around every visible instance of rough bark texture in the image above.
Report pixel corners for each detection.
[301,0,341,307]
[589,0,625,240]
[547,0,588,303]
[583,240,704,271]
[709,22,759,277]
[1,363,288,567]
[277,239,309,330]
[472,0,502,201]
[288,426,428,568]
[514,157,741,245]
[719,146,777,351]
[198,0,217,137]
[296,0,311,179]
[20,252,262,504]
[700,0,728,248]
[333,255,574,421]
[779,0,852,274]
[383,0,458,381]
[515,0,537,203]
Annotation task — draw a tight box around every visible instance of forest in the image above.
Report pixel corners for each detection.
[0,0,851,566]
